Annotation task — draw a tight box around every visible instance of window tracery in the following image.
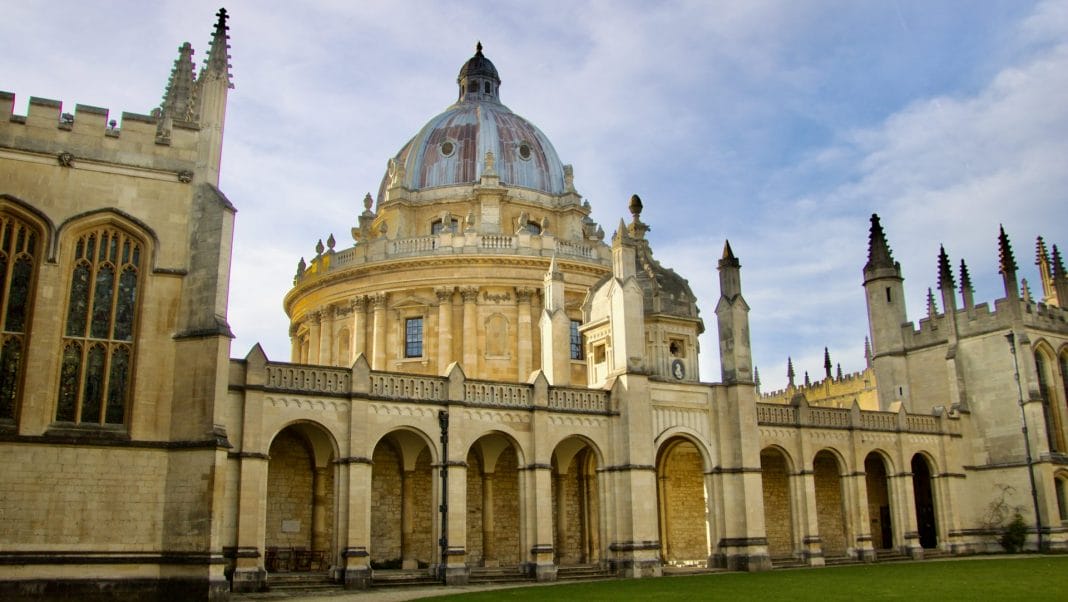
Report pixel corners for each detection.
[0,213,40,421]
[56,226,142,426]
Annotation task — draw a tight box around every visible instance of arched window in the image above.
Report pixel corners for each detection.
[431,217,459,235]
[1036,353,1060,452]
[0,212,40,422]
[56,226,142,426]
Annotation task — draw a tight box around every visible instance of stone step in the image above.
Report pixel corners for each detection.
[556,564,614,580]
[266,572,339,591]
[824,555,862,566]
[468,567,533,584]
[371,569,441,587]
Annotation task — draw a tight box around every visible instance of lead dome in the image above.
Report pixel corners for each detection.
[378,43,567,200]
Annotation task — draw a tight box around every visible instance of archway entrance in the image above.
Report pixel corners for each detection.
[466,433,522,567]
[265,423,336,573]
[864,453,894,550]
[911,454,938,549]
[813,450,847,557]
[370,430,436,569]
[760,447,795,559]
[656,437,709,566]
[552,437,601,565]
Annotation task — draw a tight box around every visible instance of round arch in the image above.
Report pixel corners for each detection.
[370,427,438,569]
[863,449,895,550]
[550,435,604,566]
[813,448,849,557]
[465,430,524,567]
[910,452,939,549]
[760,445,796,559]
[656,434,711,566]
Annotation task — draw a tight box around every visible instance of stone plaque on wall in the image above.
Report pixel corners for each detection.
[281,519,301,533]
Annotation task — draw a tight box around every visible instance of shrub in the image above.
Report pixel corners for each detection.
[999,513,1028,553]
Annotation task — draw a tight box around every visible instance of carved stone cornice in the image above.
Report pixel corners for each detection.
[460,286,480,303]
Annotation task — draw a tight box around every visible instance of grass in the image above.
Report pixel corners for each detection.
[425,556,1068,601]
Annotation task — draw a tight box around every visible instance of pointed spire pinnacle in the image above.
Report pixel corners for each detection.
[1021,278,1033,303]
[959,259,973,294]
[804,371,811,387]
[476,40,483,55]
[998,225,1017,275]
[1053,245,1066,280]
[754,366,761,388]
[719,239,740,269]
[937,245,955,290]
[1036,236,1050,266]
[159,42,197,121]
[787,357,795,387]
[864,213,896,273]
[627,194,649,239]
[202,7,234,88]
[1035,236,1055,303]
[836,363,843,381]
[926,287,939,317]
[864,337,872,367]
[824,347,832,379]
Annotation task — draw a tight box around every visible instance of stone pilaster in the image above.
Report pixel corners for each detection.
[436,287,454,372]
[352,296,367,361]
[371,293,387,370]
[461,287,479,374]
[307,311,322,365]
[516,287,534,381]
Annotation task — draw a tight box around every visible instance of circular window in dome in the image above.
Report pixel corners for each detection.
[518,142,532,161]
[440,140,456,157]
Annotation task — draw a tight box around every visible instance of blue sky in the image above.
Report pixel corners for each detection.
[3,1,1066,390]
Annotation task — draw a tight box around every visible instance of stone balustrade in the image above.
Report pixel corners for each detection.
[756,400,957,435]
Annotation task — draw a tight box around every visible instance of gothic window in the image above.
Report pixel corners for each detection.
[0,213,40,422]
[570,320,583,360]
[404,317,423,358]
[56,227,141,426]
[1035,353,1060,452]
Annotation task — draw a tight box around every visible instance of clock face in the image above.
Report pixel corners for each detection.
[671,359,685,380]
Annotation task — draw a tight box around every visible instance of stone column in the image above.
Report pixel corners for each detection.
[461,287,479,374]
[529,465,557,581]
[352,296,367,360]
[307,311,322,365]
[231,455,269,592]
[482,473,497,566]
[289,323,300,363]
[342,461,373,589]
[312,466,329,552]
[320,306,336,366]
[555,473,568,564]
[656,474,670,561]
[436,287,454,371]
[793,470,825,566]
[516,287,534,381]
[371,293,388,370]
[401,470,416,569]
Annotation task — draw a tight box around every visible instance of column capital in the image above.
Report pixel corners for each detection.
[352,295,368,312]
[436,286,455,303]
[306,310,322,324]
[288,322,300,337]
[371,292,388,310]
[515,286,536,303]
[460,286,480,303]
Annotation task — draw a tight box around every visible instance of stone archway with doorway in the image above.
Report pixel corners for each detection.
[813,450,848,558]
[465,433,522,567]
[370,429,436,569]
[265,422,337,573]
[911,453,939,550]
[551,436,602,566]
[864,451,895,551]
[656,436,709,566]
[760,446,796,560]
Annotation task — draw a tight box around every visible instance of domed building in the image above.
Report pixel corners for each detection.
[286,44,618,385]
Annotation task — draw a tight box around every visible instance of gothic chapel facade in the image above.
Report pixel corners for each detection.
[1,11,1067,601]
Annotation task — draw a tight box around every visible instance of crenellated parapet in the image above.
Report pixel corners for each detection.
[760,367,877,409]
[0,92,203,178]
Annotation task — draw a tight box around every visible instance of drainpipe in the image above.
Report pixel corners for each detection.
[1006,332,1044,551]
[438,409,450,583]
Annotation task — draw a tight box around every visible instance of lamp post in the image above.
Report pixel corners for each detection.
[1006,332,1043,551]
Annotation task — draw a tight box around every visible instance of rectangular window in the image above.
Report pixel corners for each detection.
[405,317,423,358]
[570,320,583,360]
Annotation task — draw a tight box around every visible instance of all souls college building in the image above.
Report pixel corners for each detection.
[1,10,1067,601]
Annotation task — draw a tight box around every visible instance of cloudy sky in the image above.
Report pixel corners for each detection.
[3,1,1066,390]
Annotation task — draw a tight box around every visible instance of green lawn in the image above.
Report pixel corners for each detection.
[425,557,1068,601]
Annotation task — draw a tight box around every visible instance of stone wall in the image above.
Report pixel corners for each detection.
[660,441,707,563]
[760,449,794,557]
[814,453,847,556]
[266,431,314,549]
[864,454,892,549]
[370,444,402,562]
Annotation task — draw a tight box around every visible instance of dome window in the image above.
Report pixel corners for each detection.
[518,142,532,161]
[484,81,491,94]
[440,140,456,157]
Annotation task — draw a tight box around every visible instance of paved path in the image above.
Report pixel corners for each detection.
[234,580,563,602]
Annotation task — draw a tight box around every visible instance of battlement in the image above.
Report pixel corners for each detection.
[0,91,202,173]
[906,296,1068,348]
[760,367,877,410]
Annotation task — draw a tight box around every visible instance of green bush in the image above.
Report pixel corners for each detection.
[999,513,1028,553]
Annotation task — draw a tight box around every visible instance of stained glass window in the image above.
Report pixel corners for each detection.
[56,226,141,426]
[0,212,39,422]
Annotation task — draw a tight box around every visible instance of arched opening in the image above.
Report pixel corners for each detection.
[864,452,894,551]
[813,450,847,557]
[466,433,522,567]
[265,423,336,574]
[1035,349,1064,452]
[1055,473,1068,523]
[552,437,602,566]
[370,429,436,569]
[760,447,795,559]
[656,437,709,566]
[911,454,938,549]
